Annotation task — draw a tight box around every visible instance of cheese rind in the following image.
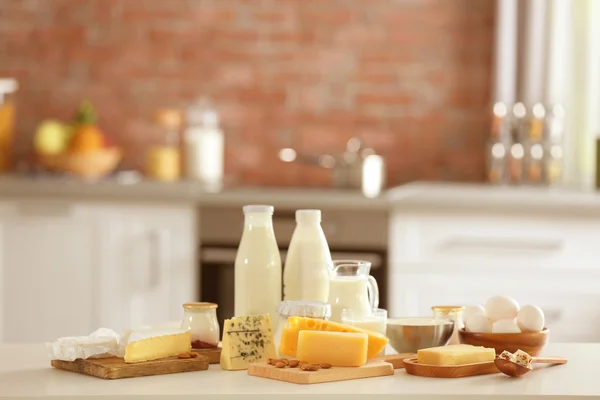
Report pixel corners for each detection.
[220,314,277,371]
[417,344,495,366]
[279,316,388,359]
[123,329,191,363]
[297,331,368,367]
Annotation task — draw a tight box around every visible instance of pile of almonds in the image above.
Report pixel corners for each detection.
[177,352,201,359]
[268,358,331,372]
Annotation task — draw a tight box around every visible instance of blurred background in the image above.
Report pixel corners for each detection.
[0,0,599,345]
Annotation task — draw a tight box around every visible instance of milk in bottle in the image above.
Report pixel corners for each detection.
[234,205,282,324]
[283,209,332,303]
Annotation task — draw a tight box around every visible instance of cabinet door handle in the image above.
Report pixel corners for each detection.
[148,230,163,290]
[16,201,72,217]
[544,309,562,325]
[441,236,564,251]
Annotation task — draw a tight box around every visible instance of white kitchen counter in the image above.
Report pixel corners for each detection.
[5,174,600,212]
[0,343,596,399]
[388,182,600,214]
[0,175,389,210]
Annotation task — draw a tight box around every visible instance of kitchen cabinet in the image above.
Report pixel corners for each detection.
[0,199,197,344]
[388,189,600,343]
[96,204,196,333]
[0,200,99,343]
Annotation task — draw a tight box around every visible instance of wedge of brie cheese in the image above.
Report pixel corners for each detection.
[220,314,276,371]
[120,328,191,363]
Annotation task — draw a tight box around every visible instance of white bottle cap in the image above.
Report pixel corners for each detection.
[243,205,274,214]
[295,209,321,222]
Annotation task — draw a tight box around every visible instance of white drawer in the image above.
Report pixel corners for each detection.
[390,211,600,269]
[389,267,600,342]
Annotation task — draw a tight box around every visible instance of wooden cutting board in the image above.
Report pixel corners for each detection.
[193,347,221,364]
[402,357,499,378]
[248,353,414,385]
[51,354,209,380]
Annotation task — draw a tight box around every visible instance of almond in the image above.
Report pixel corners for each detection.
[320,363,332,369]
[275,361,286,368]
[177,353,191,359]
[288,360,299,368]
[189,352,199,358]
[301,363,320,371]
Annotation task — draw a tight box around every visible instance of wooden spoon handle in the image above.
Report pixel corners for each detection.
[532,356,567,365]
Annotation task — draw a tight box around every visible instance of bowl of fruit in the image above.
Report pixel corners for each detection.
[35,101,122,179]
[458,296,549,356]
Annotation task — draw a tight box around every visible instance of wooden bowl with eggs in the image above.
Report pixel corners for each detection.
[459,297,548,356]
[458,328,549,356]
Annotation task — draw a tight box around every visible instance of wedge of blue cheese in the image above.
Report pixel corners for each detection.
[220,314,276,370]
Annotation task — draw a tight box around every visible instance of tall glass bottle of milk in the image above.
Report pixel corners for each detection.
[234,205,282,324]
[283,209,332,302]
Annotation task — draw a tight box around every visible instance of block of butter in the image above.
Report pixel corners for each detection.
[297,331,368,367]
[417,344,495,366]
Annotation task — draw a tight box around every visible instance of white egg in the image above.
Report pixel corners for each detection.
[465,314,493,333]
[492,318,522,333]
[517,305,545,332]
[485,295,520,321]
[463,305,486,325]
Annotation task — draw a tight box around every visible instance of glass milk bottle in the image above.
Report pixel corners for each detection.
[234,205,282,325]
[283,210,332,303]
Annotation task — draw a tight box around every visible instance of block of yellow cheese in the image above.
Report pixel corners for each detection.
[297,331,368,367]
[279,316,388,359]
[417,344,496,366]
[122,329,191,363]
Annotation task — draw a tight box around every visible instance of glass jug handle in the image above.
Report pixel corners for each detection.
[367,275,379,311]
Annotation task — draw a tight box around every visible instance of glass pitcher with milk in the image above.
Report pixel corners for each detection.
[327,260,379,322]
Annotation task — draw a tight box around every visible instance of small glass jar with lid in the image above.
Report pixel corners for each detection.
[146,108,182,182]
[275,300,331,358]
[432,305,465,345]
[181,302,220,349]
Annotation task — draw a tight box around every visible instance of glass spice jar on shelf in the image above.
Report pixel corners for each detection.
[0,79,17,173]
[146,108,182,181]
[181,302,220,349]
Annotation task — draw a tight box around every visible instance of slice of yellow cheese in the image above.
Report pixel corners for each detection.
[417,344,495,366]
[123,329,191,363]
[297,331,368,367]
[279,316,388,359]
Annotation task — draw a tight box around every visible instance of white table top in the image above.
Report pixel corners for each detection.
[0,343,596,399]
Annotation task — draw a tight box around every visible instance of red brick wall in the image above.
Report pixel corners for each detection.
[0,0,494,187]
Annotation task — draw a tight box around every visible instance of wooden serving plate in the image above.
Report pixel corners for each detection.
[248,353,414,385]
[403,357,499,378]
[51,354,209,379]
